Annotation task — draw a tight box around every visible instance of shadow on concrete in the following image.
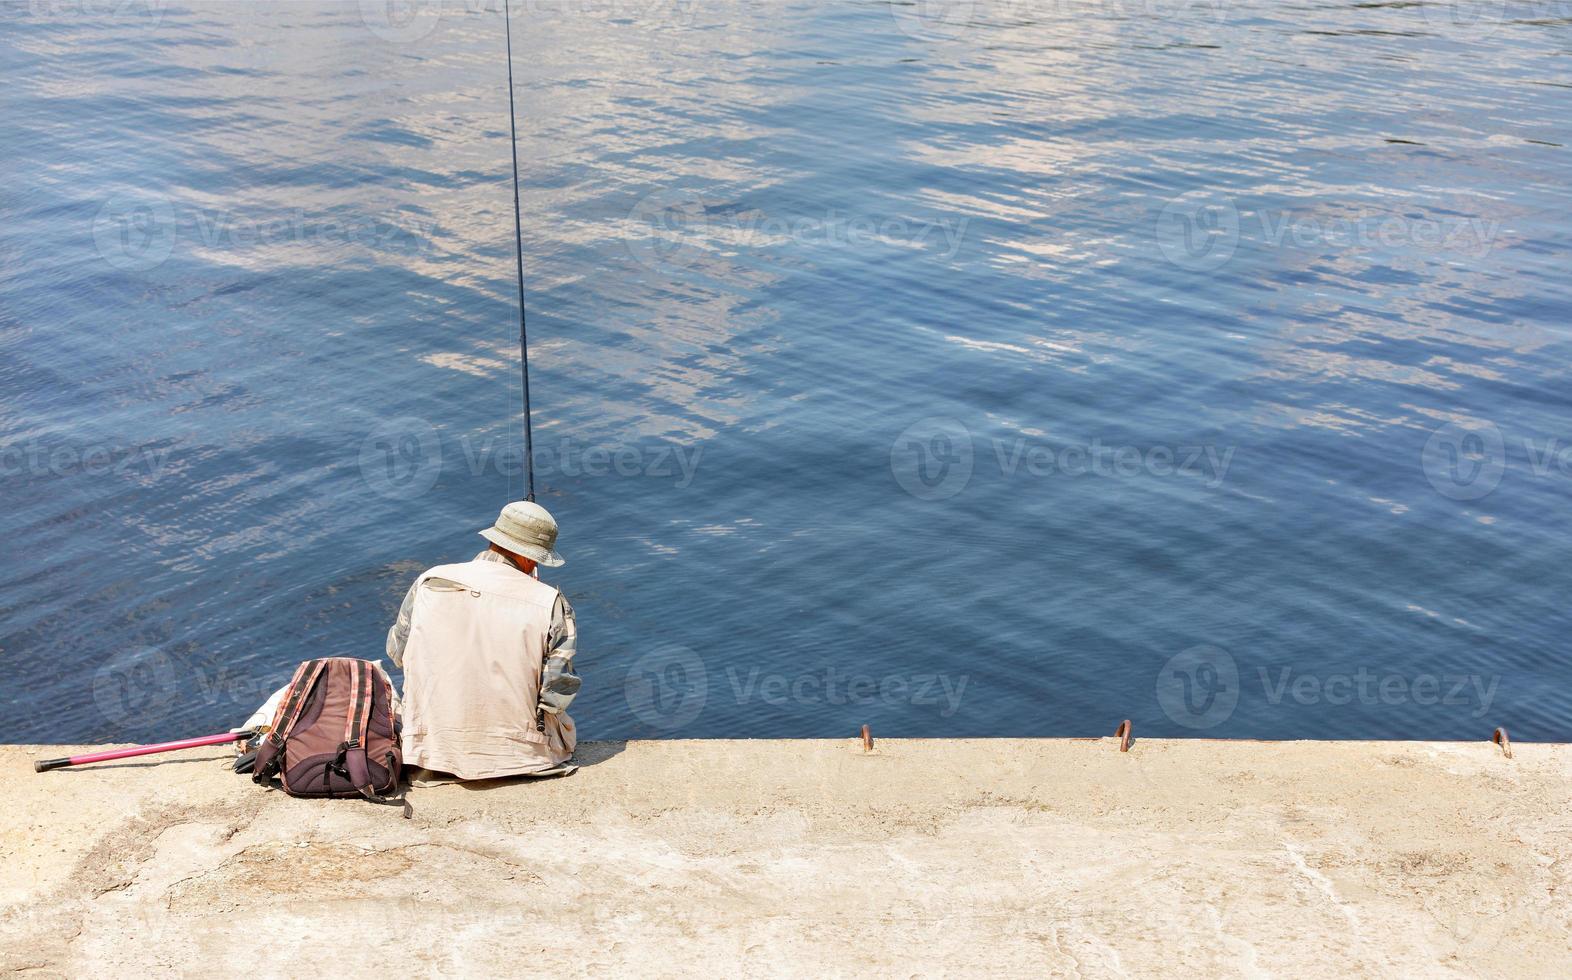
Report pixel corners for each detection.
[46,743,633,784]
[52,753,235,772]
[571,740,628,769]
[413,740,629,792]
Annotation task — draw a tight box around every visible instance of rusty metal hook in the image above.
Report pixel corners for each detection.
[1492,727,1511,759]
[1114,719,1132,753]
[861,724,872,753]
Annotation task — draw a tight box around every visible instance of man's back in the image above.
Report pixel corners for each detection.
[395,555,577,779]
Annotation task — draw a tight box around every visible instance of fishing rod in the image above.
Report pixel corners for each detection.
[502,0,535,502]
[35,730,257,772]
[33,10,537,779]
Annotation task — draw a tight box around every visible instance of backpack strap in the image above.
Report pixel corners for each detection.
[275,659,330,741]
[344,660,411,817]
[267,660,312,733]
[252,659,329,785]
[343,657,367,749]
[341,660,395,802]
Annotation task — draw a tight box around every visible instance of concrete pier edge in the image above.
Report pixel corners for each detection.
[3,737,1570,976]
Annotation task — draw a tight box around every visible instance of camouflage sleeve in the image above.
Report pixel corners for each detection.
[551,592,577,662]
[386,578,420,669]
[539,591,581,715]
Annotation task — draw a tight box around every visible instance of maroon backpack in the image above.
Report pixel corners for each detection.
[251,658,405,811]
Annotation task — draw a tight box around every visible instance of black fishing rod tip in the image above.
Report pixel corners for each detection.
[34,757,69,773]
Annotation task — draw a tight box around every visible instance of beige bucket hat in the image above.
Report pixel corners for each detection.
[480,500,565,567]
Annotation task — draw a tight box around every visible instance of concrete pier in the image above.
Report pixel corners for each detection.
[2,738,1569,977]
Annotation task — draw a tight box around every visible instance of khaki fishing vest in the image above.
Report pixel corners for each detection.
[400,558,576,779]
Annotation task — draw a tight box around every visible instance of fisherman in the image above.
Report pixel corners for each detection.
[386,500,580,780]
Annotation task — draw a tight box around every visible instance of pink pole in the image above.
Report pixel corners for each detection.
[34,731,251,772]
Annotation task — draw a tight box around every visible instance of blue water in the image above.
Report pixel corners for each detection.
[3,1,1570,745]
